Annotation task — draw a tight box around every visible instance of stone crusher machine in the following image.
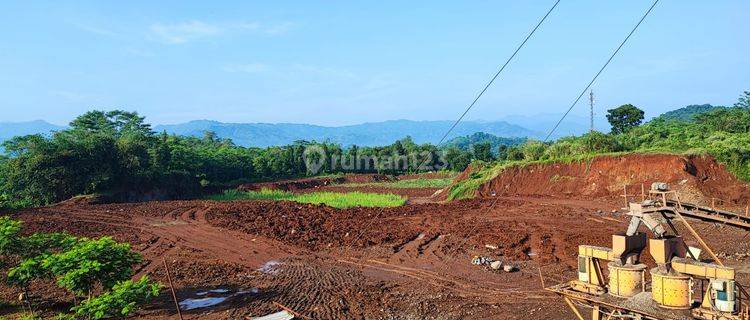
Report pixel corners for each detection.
[547,183,750,320]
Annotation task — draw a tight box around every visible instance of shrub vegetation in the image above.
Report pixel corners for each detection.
[447,91,750,200]
[0,217,160,319]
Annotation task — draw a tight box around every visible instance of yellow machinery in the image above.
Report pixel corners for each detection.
[546,183,750,320]
[573,233,648,297]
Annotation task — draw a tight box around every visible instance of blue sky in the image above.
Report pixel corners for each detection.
[1,1,748,126]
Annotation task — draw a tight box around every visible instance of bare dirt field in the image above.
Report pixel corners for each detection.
[2,154,749,319]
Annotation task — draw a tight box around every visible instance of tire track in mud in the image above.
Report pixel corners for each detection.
[141,205,297,273]
[337,258,552,303]
[26,204,298,280]
[260,259,375,319]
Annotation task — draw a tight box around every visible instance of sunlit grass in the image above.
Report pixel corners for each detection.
[340,178,454,189]
[206,188,406,209]
[205,188,293,201]
[293,191,406,208]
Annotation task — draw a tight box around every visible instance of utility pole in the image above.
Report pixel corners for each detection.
[589,89,595,133]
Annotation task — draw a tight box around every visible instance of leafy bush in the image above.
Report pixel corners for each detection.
[43,237,141,296]
[520,140,547,161]
[0,216,22,255]
[1,218,158,318]
[72,276,160,320]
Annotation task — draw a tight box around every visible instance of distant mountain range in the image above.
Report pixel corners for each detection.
[0,120,65,142]
[0,119,538,147]
[0,104,721,148]
[153,119,538,147]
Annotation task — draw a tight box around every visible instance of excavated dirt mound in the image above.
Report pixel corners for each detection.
[477,154,750,205]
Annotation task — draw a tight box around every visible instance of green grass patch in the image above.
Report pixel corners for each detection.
[293,191,406,208]
[205,188,293,201]
[341,178,454,189]
[206,188,406,209]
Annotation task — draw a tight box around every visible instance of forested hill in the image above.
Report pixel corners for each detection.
[442,132,526,154]
[656,104,722,122]
[153,119,537,147]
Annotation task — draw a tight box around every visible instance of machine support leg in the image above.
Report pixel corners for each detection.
[592,305,602,320]
[564,297,585,320]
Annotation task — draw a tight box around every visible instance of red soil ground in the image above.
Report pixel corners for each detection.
[1,154,748,319]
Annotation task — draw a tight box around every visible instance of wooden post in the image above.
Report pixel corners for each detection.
[673,212,724,266]
[564,297,585,320]
[623,185,629,207]
[163,258,184,320]
[538,265,546,289]
[711,198,716,212]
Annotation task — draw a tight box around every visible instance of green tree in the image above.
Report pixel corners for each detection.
[606,104,645,134]
[70,110,153,138]
[734,91,750,109]
[443,147,471,171]
[505,146,525,161]
[472,142,494,162]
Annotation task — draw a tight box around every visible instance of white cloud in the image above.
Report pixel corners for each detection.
[222,63,356,81]
[291,64,356,79]
[223,63,269,73]
[70,22,117,36]
[148,20,293,44]
[262,22,294,36]
[149,20,222,44]
[123,47,156,57]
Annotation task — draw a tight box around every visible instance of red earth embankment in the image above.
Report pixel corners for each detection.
[476,154,750,204]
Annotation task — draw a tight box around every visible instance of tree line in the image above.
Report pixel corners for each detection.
[2,90,748,209]
[490,91,750,181]
[0,111,495,209]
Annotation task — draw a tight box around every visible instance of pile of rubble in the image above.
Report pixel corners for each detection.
[471,255,515,272]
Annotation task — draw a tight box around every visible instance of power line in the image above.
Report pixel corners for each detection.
[543,0,660,142]
[440,0,662,268]
[437,0,561,146]
[341,0,561,258]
